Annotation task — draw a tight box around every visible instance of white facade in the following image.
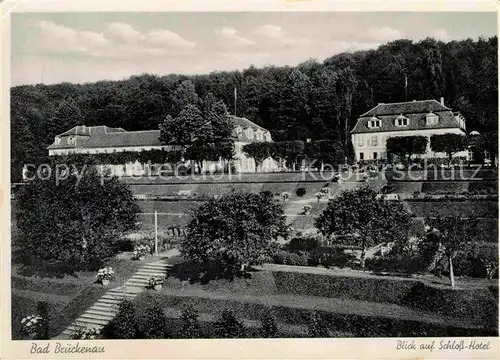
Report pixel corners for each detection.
[352,127,468,161]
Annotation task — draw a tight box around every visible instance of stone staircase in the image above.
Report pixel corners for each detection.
[56,259,171,339]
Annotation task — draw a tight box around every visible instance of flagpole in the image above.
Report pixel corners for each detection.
[234,87,237,116]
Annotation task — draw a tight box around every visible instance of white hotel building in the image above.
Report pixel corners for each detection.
[47,116,278,175]
[350,98,469,162]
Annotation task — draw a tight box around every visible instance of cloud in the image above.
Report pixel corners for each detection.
[215,27,255,46]
[147,28,196,48]
[254,24,309,47]
[369,26,404,42]
[107,22,143,42]
[30,20,109,53]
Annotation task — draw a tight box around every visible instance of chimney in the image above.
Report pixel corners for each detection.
[440,97,444,105]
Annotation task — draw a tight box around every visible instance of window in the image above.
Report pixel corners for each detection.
[371,136,378,146]
[256,131,262,140]
[357,135,364,147]
[426,113,439,126]
[54,137,61,145]
[359,152,364,160]
[68,136,76,145]
[373,152,378,160]
[395,116,409,127]
[246,129,253,139]
[368,120,381,128]
[236,126,242,136]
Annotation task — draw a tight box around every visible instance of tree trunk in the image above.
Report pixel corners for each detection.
[360,248,366,269]
[448,256,455,287]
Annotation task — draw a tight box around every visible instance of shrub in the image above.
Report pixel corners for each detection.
[213,310,246,338]
[36,301,50,340]
[141,303,170,339]
[287,236,321,252]
[178,305,202,338]
[260,310,278,338]
[307,311,330,337]
[284,253,301,266]
[272,250,288,265]
[296,188,306,197]
[309,247,355,268]
[102,300,140,339]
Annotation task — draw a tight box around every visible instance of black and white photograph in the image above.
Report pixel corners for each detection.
[2,0,499,357]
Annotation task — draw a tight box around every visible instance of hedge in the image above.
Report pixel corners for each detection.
[134,291,495,337]
[271,270,498,324]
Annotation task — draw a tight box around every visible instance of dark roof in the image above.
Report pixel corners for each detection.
[351,100,464,134]
[231,115,267,131]
[360,100,450,117]
[48,118,271,150]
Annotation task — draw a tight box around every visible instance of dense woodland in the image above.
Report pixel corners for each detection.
[11,37,498,181]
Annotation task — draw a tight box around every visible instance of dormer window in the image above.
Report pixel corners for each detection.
[426,113,439,126]
[235,126,242,136]
[256,131,263,140]
[368,117,381,129]
[68,136,76,145]
[395,115,409,127]
[54,137,61,145]
[246,128,253,139]
[264,132,271,141]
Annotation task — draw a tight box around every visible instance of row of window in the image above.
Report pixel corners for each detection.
[235,127,271,141]
[357,135,379,147]
[358,152,379,160]
[367,114,439,129]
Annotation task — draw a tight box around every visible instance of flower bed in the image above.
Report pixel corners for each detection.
[132,244,151,260]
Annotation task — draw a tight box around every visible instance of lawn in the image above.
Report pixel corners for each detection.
[11,256,144,339]
[131,262,497,337]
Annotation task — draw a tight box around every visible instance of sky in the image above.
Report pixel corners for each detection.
[10,12,497,86]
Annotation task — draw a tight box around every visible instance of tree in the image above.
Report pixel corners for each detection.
[242,143,270,172]
[103,300,140,339]
[15,157,140,273]
[430,133,467,163]
[213,310,246,338]
[425,216,479,287]
[159,100,235,172]
[386,136,428,164]
[182,191,289,275]
[141,303,170,339]
[171,80,199,116]
[315,187,412,268]
[178,305,202,338]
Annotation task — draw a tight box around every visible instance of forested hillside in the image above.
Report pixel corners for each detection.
[11,37,497,180]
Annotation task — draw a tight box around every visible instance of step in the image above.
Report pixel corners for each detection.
[125,278,149,286]
[80,312,115,322]
[135,269,168,276]
[131,273,164,280]
[97,297,122,305]
[88,304,119,313]
[143,263,171,269]
[106,291,136,298]
[74,317,109,326]
[101,294,129,301]
[65,323,104,334]
[82,309,116,319]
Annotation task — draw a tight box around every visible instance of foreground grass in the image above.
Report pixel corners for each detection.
[11,255,148,339]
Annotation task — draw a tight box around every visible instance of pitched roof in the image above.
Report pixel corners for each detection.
[351,100,464,134]
[48,117,271,150]
[360,99,450,117]
[231,116,267,131]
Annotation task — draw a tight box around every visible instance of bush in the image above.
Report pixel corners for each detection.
[284,253,301,266]
[296,188,306,197]
[307,311,330,337]
[260,310,278,338]
[213,310,246,338]
[178,305,202,338]
[287,236,322,252]
[309,247,355,268]
[102,300,140,339]
[141,303,170,339]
